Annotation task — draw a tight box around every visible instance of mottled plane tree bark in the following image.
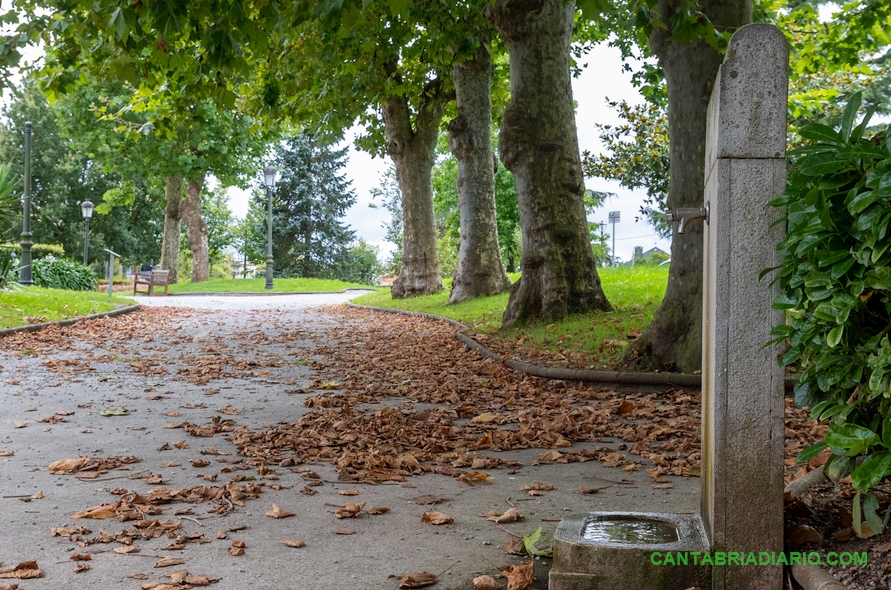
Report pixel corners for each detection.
[180,173,210,282]
[386,76,451,298]
[159,174,184,283]
[448,28,511,304]
[486,0,612,326]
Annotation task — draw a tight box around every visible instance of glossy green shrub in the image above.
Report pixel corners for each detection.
[770,93,891,536]
[32,255,97,291]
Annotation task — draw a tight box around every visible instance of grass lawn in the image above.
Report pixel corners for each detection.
[352,266,669,370]
[0,287,135,330]
[167,277,377,294]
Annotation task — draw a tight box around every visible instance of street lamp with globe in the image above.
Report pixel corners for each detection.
[263,166,277,290]
[80,200,94,265]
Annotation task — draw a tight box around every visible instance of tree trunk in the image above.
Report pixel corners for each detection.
[180,173,210,283]
[486,0,611,326]
[448,30,511,304]
[623,0,751,373]
[159,174,183,283]
[386,80,450,299]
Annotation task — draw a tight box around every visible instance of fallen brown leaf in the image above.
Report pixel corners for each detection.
[165,569,189,584]
[337,490,360,496]
[265,504,295,519]
[71,504,118,519]
[498,561,534,590]
[281,540,306,548]
[73,563,91,573]
[421,511,453,525]
[473,575,503,590]
[367,506,390,515]
[487,507,524,524]
[334,502,365,519]
[0,561,42,579]
[618,400,635,414]
[533,450,563,464]
[185,574,218,585]
[153,557,185,568]
[334,529,355,535]
[398,571,437,588]
[231,540,246,548]
[504,535,526,555]
[786,524,823,549]
[456,472,492,485]
[69,553,91,561]
[114,545,139,554]
[48,457,86,474]
[229,548,245,556]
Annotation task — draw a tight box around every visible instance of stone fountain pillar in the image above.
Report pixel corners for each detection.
[550,23,789,590]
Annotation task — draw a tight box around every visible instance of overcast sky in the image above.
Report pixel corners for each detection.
[227,41,672,263]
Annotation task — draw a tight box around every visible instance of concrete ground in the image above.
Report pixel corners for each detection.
[0,293,699,590]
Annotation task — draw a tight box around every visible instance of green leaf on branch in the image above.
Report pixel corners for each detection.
[852,490,862,538]
[863,492,884,536]
[839,92,862,142]
[796,442,829,464]
[851,452,891,492]
[825,424,878,457]
[798,123,842,144]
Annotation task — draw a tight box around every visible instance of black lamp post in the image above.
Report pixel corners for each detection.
[263,166,277,290]
[80,200,94,265]
[19,121,33,285]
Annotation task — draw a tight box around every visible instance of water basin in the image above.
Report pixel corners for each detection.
[582,515,679,545]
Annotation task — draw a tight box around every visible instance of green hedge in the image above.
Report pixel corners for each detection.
[771,93,891,537]
[32,255,97,291]
[0,242,66,258]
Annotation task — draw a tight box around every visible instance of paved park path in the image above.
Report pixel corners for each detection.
[0,293,702,589]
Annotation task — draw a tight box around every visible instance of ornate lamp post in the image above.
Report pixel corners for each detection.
[19,122,33,285]
[263,166,277,290]
[80,200,94,265]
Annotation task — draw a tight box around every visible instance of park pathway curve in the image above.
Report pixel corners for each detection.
[0,294,723,589]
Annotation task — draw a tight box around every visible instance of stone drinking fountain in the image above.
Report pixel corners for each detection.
[549,24,790,590]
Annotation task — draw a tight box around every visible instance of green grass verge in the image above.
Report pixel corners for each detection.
[167,277,377,294]
[0,287,135,330]
[352,266,669,370]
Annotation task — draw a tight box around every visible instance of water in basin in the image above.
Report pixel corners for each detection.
[582,516,679,545]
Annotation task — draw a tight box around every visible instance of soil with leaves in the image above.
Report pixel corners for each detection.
[0,302,881,589]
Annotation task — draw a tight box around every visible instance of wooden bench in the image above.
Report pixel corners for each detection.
[133,269,170,296]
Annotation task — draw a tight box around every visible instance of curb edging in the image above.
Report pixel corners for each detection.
[347,302,799,391]
[0,304,142,338]
[348,302,704,388]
